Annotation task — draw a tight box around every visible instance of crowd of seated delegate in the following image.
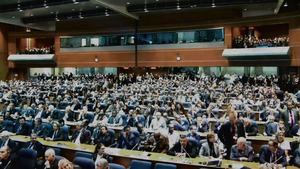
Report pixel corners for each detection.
[232,35,289,48]
[0,73,300,168]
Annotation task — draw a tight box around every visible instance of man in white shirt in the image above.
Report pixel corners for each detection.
[149,112,166,131]
[167,124,179,149]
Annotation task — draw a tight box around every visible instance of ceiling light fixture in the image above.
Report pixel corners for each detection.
[144,0,149,13]
[17,1,23,12]
[55,12,60,21]
[176,0,181,10]
[73,0,79,4]
[44,0,49,8]
[105,9,110,16]
[211,0,216,8]
[284,2,288,7]
[79,11,84,19]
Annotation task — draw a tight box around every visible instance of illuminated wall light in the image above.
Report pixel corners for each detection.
[105,9,110,16]
[73,0,79,4]
[211,0,216,8]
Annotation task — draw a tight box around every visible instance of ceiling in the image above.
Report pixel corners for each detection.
[0,0,297,31]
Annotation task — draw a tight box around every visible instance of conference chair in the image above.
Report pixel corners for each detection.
[73,157,95,169]
[154,163,177,169]
[75,151,93,159]
[109,163,126,169]
[61,125,70,141]
[55,155,65,161]
[130,160,152,169]
[17,148,37,169]
[3,120,15,132]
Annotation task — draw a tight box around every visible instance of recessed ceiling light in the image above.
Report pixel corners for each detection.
[72,9,75,11]
[96,6,99,8]
[211,0,216,8]
[73,0,79,4]
[50,11,54,14]
[284,2,288,7]
[12,16,15,19]
[30,13,34,16]
[105,9,110,16]
[126,2,130,5]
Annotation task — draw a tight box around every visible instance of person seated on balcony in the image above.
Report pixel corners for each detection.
[230,137,254,162]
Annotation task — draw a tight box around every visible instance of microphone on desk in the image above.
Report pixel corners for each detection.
[180,145,192,164]
[130,142,140,151]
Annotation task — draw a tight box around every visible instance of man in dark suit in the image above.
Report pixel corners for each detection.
[94,126,114,147]
[244,118,258,136]
[45,122,63,141]
[280,102,299,133]
[0,131,17,153]
[118,126,140,150]
[71,121,91,144]
[44,148,59,169]
[259,139,287,168]
[22,133,44,158]
[15,117,31,136]
[0,146,18,169]
[145,131,169,153]
[218,111,245,159]
[167,134,197,158]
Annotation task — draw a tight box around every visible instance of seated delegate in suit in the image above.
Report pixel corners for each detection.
[290,120,300,136]
[32,118,44,137]
[22,133,44,158]
[145,131,169,153]
[45,122,63,141]
[15,117,31,136]
[243,118,258,136]
[259,139,287,168]
[199,133,221,158]
[71,121,91,144]
[264,115,278,136]
[0,131,17,153]
[0,146,18,169]
[230,137,254,162]
[167,134,198,158]
[94,143,111,165]
[94,126,114,147]
[294,147,300,167]
[218,111,245,159]
[118,126,140,150]
[187,125,201,143]
[275,131,291,162]
[57,158,74,169]
[44,148,59,169]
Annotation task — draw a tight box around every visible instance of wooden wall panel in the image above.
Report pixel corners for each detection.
[56,51,135,67]
[137,48,228,67]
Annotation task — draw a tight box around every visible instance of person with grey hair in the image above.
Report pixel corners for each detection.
[230,137,254,162]
[44,148,59,169]
[95,158,109,169]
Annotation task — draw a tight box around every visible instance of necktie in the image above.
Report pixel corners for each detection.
[290,111,294,127]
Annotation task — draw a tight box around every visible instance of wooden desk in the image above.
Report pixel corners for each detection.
[10,135,298,169]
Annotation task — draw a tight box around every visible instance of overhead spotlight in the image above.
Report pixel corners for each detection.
[44,0,49,8]
[17,3,23,12]
[211,0,216,8]
[55,12,60,21]
[26,27,31,33]
[176,0,181,10]
[79,11,84,19]
[105,9,110,16]
[284,2,288,7]
[73,0,79,4]
[144,0,149,12]
[126,2,131,5]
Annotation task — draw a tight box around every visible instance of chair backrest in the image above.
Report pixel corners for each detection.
[55,155,65,161]
[154,163,177,169]
[73,157,95,169]
[18,148,37,159]
[130,160,152,169]
[75,151,93,159]
[109,163,126,169]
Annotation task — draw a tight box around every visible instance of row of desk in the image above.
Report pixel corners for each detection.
[12,135,299,169]
[66,121,299,154]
